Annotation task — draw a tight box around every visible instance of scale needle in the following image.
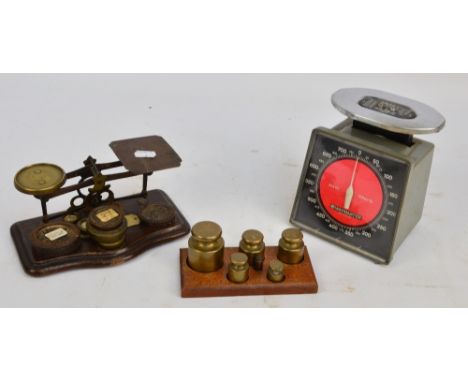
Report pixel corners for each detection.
[344,157,359,210]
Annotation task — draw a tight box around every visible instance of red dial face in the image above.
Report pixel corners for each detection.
[318,158,384,227]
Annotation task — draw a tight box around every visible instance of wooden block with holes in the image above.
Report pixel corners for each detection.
[180,246,318,298]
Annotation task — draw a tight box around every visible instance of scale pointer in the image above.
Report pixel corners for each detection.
[344,157,359,210]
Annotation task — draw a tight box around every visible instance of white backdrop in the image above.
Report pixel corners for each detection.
[0,74,466,307]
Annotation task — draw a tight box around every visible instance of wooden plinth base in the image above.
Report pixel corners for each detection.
[180,246,318,298]
[11,189,190,276]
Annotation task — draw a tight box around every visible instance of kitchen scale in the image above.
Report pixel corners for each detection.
[290,88,445,264]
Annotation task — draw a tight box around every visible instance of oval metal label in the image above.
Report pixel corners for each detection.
[358,96,417,120]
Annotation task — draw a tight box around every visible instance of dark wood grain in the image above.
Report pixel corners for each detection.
[11,189,190,276]
[180,246,318,298]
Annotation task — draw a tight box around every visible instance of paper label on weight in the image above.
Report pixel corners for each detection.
[45,227,68,241]
[96,208,119,223]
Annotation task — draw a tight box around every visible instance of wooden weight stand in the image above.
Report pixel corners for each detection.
[180,246,318,298]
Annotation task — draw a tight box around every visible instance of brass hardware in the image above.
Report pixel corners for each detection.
[267,259,285,283]
[14,163,66,196]
[277,228,304,264]
[227,252,249,283]
[63,214,79,224]
[187,221,224,272]
[30,222,81,257]
[239,229,265,271]
[138,202,176,228]
[87,204,127,249]
[77,218,88,234]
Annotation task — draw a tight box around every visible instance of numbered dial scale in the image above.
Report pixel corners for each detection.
[291,88,445,264]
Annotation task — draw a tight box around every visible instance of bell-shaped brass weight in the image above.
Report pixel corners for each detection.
[227,252,249,283]
[277,228,304,264]
[187,221,224,272]
[239,229,265,271]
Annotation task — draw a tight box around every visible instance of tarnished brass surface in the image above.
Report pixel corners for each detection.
[77,218,88,233]
[87,220,127,249]
[187,221,224,273]
[14,163,66,196]
[87,204,127,249]
[239,229,265,270]
[227,252,249,283]
[277,228,304,264]
[267,259,285,283]
[30,222,81,257]
[63,214,79,224]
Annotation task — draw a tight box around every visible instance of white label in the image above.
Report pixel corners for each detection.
[96,208,119,223]
[45,228,68,241]
[134,150,157,158]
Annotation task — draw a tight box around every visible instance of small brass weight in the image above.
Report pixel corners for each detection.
[239,229,265,271]
[228,252,249,283]
[267,259,285,283]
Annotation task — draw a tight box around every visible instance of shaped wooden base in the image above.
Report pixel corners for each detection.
[11,189,190,276]
[180,246,318,298]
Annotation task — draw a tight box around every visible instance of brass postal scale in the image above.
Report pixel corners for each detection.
[11,136,190,276]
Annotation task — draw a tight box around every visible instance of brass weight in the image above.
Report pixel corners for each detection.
[63,214,79,224]
[87,204,127,249]
[277,228,304,264]
[227,252,249,283]
[187,221,224,272]
[267,259,285,283]
[239,229,265,271]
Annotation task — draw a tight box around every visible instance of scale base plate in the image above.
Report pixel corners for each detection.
[11,189,190,276]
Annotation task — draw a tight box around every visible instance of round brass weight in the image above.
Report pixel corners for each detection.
[63,214,79,224]
[239,229,265,270]
[14,163,66,196]
[228,252,249,283]
[277,228,304,264]
[88,204,125,231]
[87,204,127,249]
[187,221,224,273]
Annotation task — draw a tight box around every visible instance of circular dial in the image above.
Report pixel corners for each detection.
[318,157,384,228]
